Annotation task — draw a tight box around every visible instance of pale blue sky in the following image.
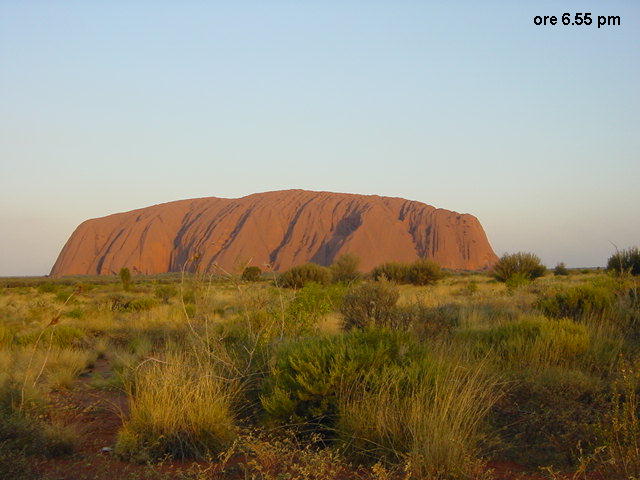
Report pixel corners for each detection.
[1,1,638,275]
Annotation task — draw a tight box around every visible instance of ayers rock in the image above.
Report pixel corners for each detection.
[50,190,497,276]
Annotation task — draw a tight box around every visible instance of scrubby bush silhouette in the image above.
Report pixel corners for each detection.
[492,252,546,283]
[371,262,409,283]
[371,259,445,285]
[241,266,262,282]
[406,259,445,285]
[537,283,616,319]
[330,254,361,283]
[278,263,332,289]
[340,280,399,329]
[553,262,570,276]
[607,247,640,276]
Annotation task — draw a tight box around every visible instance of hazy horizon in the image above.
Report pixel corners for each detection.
[1,1,639,276]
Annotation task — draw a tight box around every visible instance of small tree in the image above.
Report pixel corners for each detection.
[371,262,409,283]
[241,266,262,282]
[340,280,400,329]
[119,267,132,291]
[492,252,546,283]
[278,263,332,289]
[553,262,570,276]
[607,247,640,276]
[330,253,361,283]
[405,259,445,285]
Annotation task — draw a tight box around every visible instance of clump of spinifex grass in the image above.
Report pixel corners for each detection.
[456,314,591,367]
[116,351,241,462]
[0,358,79,461]
[336,355,502,479]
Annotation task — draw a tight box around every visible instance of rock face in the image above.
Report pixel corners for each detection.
[50,190,498,276]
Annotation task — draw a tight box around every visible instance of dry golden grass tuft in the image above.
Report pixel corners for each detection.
[116,350,241,462]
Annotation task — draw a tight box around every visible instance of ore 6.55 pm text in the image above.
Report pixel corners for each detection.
[533,13,621,28]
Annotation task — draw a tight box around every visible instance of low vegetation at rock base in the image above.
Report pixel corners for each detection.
[370,259,444,285]
[608,246,640,276]
[329,253,361,283]
[492,252,546,283]
[241,266,262,282]
[277,263,332,288]
[1,248,640,479]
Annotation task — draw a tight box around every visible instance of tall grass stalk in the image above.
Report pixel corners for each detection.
[18,288,78,410]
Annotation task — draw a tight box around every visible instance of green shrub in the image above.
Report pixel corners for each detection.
[37,282,57,294]
[405,259,445,285]
[154,285,178,303]
[340,281,399,329]
[456,281,479,297]
[370,262,409,283]
[607,247,640,276]
[505,272,531,291]
[370,260,444,285]
[127,296,158,312]
[16,325,87,348]
[261,328,424,430]
[389,303,460,337]
[241,266,262,282]
[330,254,361,283]
[181,288,197,304]
[0,413,76,457]
[54,289,74,303]
[536,284,616,319]
[554,262,570,276]
[278,264,332,289]
[119,267,132,291]
[0,380,76,458]
[64,308,84,319]
[106,293,157,312]
[492,252,546,282]
[457,316,590,367]
[287,283,346,329]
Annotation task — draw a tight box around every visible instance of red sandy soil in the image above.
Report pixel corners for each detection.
[34,358,226,479]
[34,358,160,480]
[50,189,498,277]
